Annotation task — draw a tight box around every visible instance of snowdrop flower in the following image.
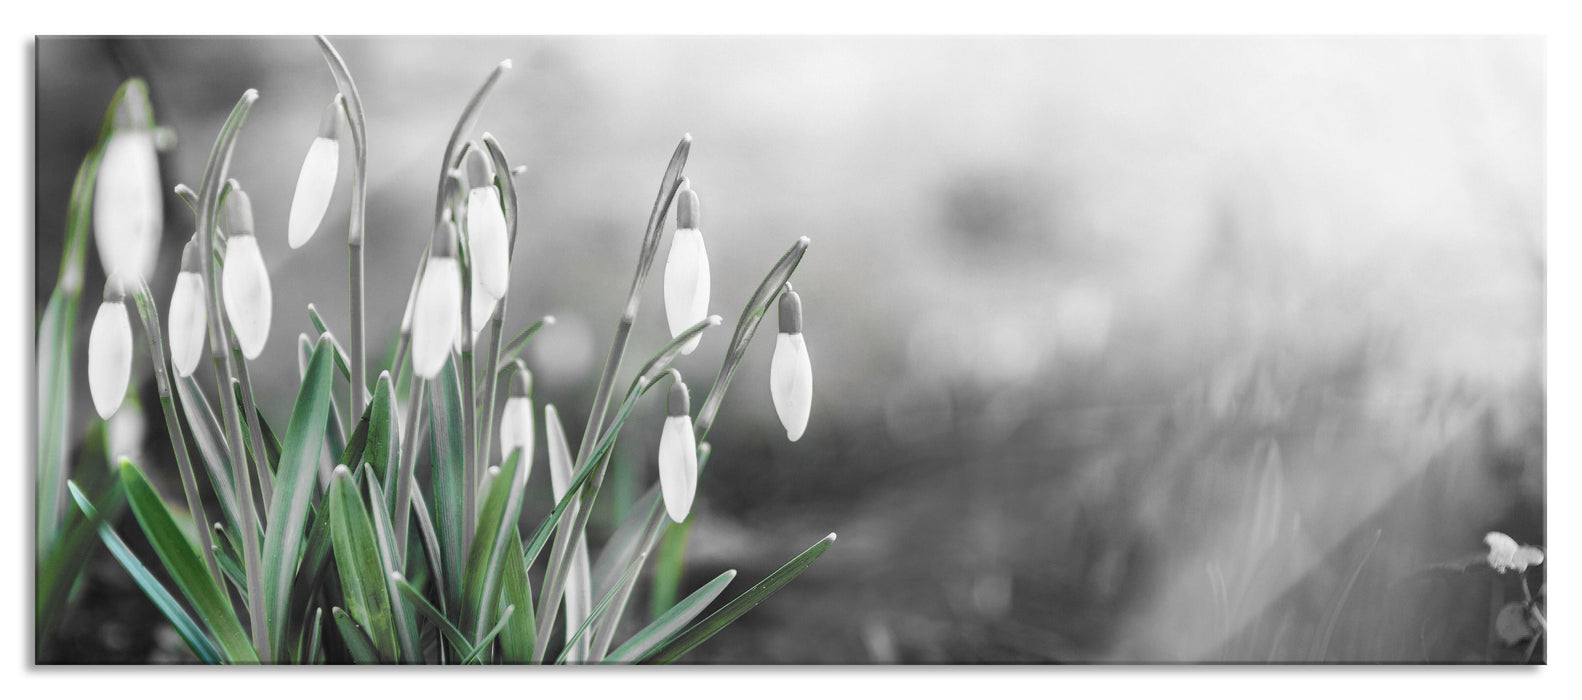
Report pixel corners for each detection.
[287,99,342,249]
[463,146,510,299]
[663,183,710,355]
[412,221,462,379]
[657,379,699,523]
[89,276,134,419]
[93,83,162,280]
[499,369,534,479]
[770,287,813,441]
[1485,532,1545,574]
[167,240,207,377]
[220,189,272,359]
[467,265,499,343]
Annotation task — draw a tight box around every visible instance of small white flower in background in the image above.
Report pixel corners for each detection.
[167,239,208,377]
[93,83,162,281]
[108,394,146,462]
[219,189,272,359]
[663,182,710,355]
[89,276,134,419]
[1485,532,1545,574]
[463,146,510,299]
[499,369,535,481]
[657,380,699,523]
[287,99,343,249]
[770,287,813,441]
[412,221,462,379]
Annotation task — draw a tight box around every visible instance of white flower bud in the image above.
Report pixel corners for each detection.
[167,242,207,377]
[412,233,462,379]
[499,371,535,480]
[464,148,510,299]
[469,264,499,336]
[657,381,698,523]
[770,290,812,441]
[89,282,134,419]
[94,129,163,280]
[664,186,709,356]
[287,101,342,249]
[221,234,272,359]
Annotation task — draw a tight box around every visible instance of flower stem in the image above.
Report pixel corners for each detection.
[314,37,370,431]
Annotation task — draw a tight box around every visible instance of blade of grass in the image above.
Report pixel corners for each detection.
[392,573,475,661]
[604,569,736,664]
[461,451,524,643]
[327,466,400,662]
[69,481,225,665]
[367,476,421,663]
[459,606,516,664]
[330,606,383,664]
[555,552,648,665]
[644,533,836,664]
[261,336,337,659]
[428,357,466,611]
[120,460,259,663]
[497,528,536,664]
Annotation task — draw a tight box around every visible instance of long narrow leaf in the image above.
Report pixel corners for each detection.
[261,337,337,657]
[392,574,475,660]
[367,476,421,663]
[644,533,836,664]
[428,356,466,611]
[461,452,523,642]
[604,569,737,664]
[120,461,259,663]
[330,607,383,664]
[69,481,224,665]
[327,467,400,662]
[497,528,536,664]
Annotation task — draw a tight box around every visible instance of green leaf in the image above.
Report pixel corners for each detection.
[366,475,421,663]
[330,607,383,664]
[649,517,693,619]
[492,315,555,375]
[120,460,259,663]
[306,304,355,383]
[327,467,400,662]
[305,608,325,664]
[260,337,337,658]
[428,357,466,611]
[556,552,647,665]
[393,574,475,659]
[644,533,836,664]
[461,451,523,642]
[459,605,515,665]
[68,481,224,665]
[175,376,245,539]
[605,569,737,664]
[497,528,536,664]
[366,373,397,489]
[408,487,448,613]
[36,423,117,653]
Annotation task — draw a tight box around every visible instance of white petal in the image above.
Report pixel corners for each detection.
[288,137,339,249]
[89,301,133,419]
[500,396,536,481]
[167,272,207,377]
[658,415,698,522]
[466,187,511,299]
[663,228,710,355]
[770,332,813,441]
[544,404,574,501]
[94,131,163,278]
[412,258,461,378]
[471,266,499,332]
[221,235,272,359]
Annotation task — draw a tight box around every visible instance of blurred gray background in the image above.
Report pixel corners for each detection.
[35,36,1543,663]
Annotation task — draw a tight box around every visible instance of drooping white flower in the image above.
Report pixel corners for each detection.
[167,240,207,377]
[287,100,342,249]
[464,147,510,299]
[89,278,134,419]
[1485,532,1545,574]
[770,288,813,441]
[94,124,163,279]
[412,222,462,379]
[657,380,699,523]
[219,190,272,359]
[469,264,499,337]
[663,184,710,355]
[499,369,535,482]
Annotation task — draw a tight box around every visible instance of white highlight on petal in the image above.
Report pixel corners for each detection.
[108,397,146,462]
[221,235,273,359]
[89,301,133,419]
[288,137,339,249]
[770,332,813,441]
[93,131,163,279]
[500,396,535,479]
[412,257,461,379]
[663,227,710,355]
[466,187,510,299]
[470,265,499,334]
[657,414,699,522]
[167,271,207,377]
